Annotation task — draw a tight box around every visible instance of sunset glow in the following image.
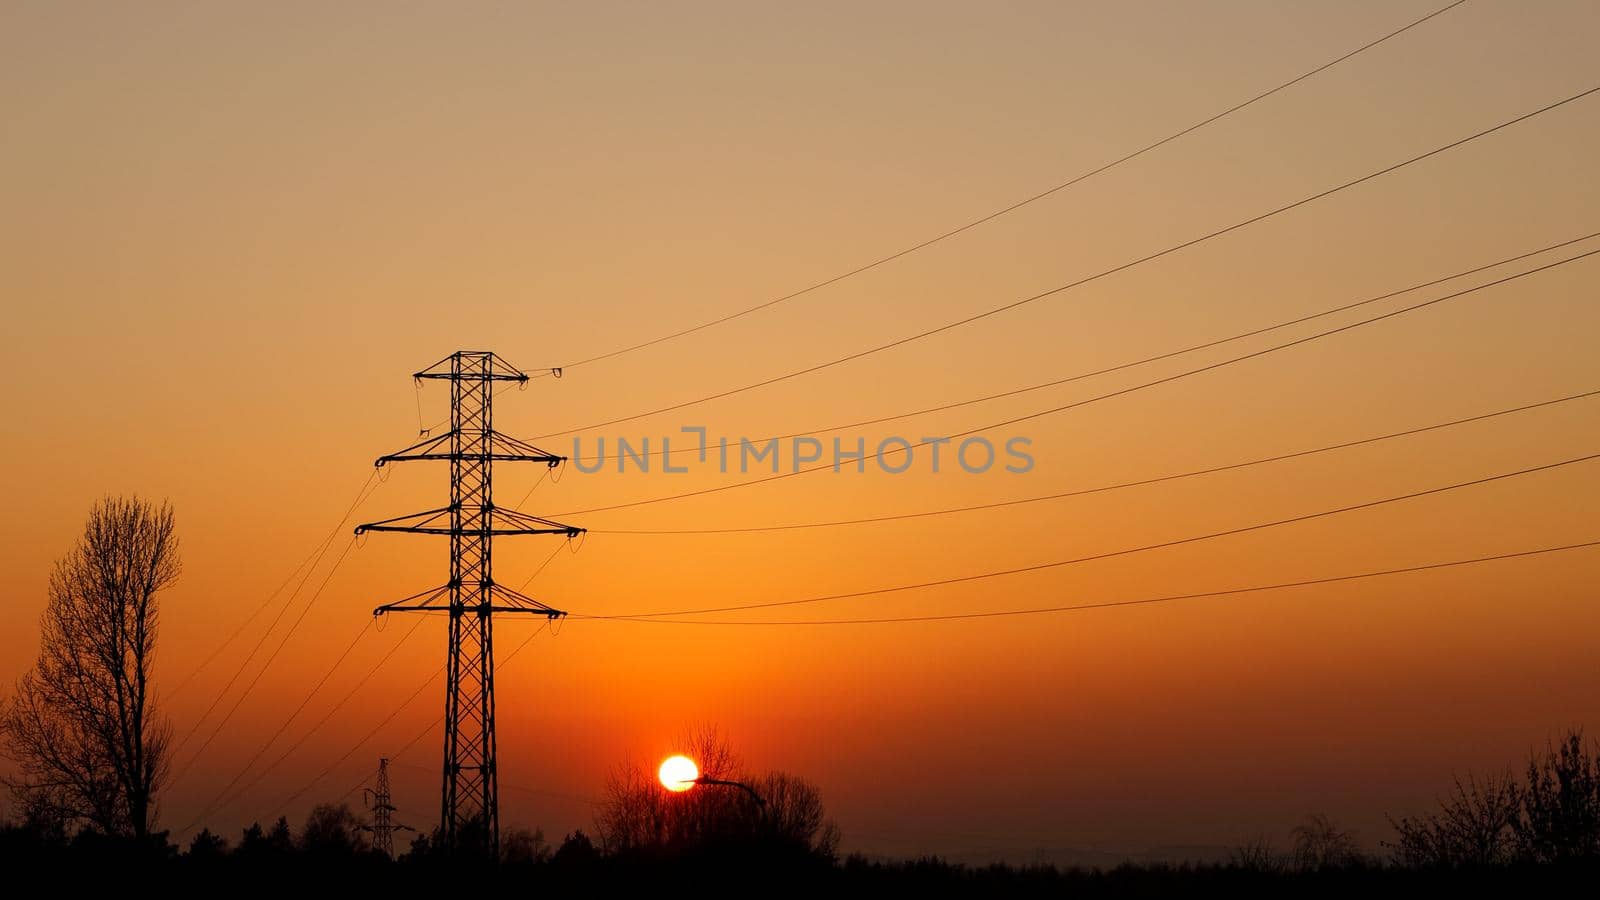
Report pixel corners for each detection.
[2,0,1598,877]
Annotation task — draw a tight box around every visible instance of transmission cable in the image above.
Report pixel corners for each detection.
[578,539,1600,626]
[587,387,1600,534]
[569,230,1600,467]
[255,661,446,824]
[552,0,1471,372]
[171,519,361,761]
[556,246,1600,517]
[177,616,374,833]
[578,451,1600,619]
[534,83,1599,440]
[250,618,557,826]
[168,471,380,700]
[179,614,432,832]
[173,536,360,780]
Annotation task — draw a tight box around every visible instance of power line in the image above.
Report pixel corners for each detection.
[173,536,360,780]
[171,520,359,763]
[560,228,1600,467]
[514,465,553,509]
[178,614,432,835]
[518,538,574,591]
[177,616,375,834]
[577,451,1600,619]
[167,471,380,700]
[551,1,1471,372]
[571,539,1600,626]
[249,618,557,830]
[218,616,429,811]
[586,387,1600,534]
[555,246,1600,517]
[534,83,1600,441]
[256,661,446,824]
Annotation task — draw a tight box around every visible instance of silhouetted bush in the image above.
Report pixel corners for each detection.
[1513,730,1600,862]
[186,827,228,862]
[299,802,369,857]
[1387,729,1600,867]
[1290,814,1363,870]
[500,826,550,864]
[1389,772,1520,867]
[550,829,599,867]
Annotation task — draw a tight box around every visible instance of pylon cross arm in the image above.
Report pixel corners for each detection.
[355,506,585,537]
[372,583,566,618]
[374,429,565,467]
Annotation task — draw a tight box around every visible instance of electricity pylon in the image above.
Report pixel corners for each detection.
[361,757,414,859]
[356,351,582,857]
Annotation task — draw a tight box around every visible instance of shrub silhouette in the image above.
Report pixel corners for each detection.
[1513,730,1600,863]
[1290,814,1361,870]
[299,803,369,857]
[1388,728,1600,866]
[1388,772,1519,867]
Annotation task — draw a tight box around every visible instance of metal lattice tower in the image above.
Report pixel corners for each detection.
[356,351,581,857]
[361,758,414,858]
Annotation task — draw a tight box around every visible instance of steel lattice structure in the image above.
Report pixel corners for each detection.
[361,757,414,858]
[357,351,581,856]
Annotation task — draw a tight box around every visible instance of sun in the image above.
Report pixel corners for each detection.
[658,754,699,792]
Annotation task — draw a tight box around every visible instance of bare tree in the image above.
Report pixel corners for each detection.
[1291,813,1361,870]
[0,496,179,839]
[1230,832,1283,873]
[597,725,741,854]
[1387,771,1520,867]
[751,770,840,859]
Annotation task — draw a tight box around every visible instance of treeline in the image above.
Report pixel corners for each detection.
[3,728,1598,892]
[1,816,1594,895]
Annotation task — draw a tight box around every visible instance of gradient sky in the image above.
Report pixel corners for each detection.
[3,0,1599,863]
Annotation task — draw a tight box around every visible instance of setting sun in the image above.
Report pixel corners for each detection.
[658,755,699,792]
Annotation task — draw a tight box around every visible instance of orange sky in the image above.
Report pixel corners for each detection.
[3,0,1598,862]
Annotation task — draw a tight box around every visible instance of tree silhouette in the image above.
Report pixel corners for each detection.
[1388,771,1520,867]
[1290,814,1361,870]
[299,802,369,857]
[187,827,228,860]
[550,829,599,867]
[595,726,837,861]
[1230,832,1283,873]
[501,826,550,864]
[1512,730,1600,862]
[749,770,839,860]
[1387,729,1600,866]
[0,496,179,841]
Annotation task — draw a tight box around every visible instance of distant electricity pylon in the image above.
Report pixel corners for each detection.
[356,351,582,857]
[361,757,414,859]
